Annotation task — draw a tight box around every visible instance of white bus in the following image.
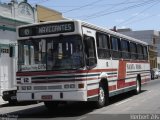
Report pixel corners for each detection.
[16,20,150,109]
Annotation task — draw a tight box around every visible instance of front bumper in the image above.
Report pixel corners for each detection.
[17,90,87,101]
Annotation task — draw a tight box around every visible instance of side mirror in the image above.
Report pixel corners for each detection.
[9,46,14,57]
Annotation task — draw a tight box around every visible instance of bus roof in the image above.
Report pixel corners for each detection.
[17,19,148,46]
[80,20,148,45]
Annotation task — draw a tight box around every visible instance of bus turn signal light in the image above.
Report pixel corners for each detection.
[78,83,84,88]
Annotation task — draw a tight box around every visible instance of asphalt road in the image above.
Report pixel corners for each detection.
[0,79,160,120]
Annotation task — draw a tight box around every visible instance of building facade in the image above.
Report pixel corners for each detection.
[36,5,66,22]
[0,0,67,95]
[118,29,159,69]
[0,0,36,95]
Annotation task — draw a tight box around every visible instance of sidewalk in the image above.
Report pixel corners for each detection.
[0,96,7,105]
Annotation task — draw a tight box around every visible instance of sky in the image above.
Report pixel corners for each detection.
[3,0,160,31]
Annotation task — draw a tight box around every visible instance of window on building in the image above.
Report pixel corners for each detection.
[153,38,156,44]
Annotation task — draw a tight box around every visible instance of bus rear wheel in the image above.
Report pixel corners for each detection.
[134,78,141,94]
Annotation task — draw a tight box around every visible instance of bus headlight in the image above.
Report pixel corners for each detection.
[64,84,75,89]
[22,86,26,90]
[21,86,32,90]
[70,84,75,88]
[3,91,9,95]
[64,84,70,89]
[27,86,32,90]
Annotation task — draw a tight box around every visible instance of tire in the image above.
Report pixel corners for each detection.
[134,78,141,94]
[9,100,17,105]
[44,101,59,110]
[95,83,109,108]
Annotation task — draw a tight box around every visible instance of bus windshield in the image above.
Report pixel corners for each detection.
[18,35,84,71]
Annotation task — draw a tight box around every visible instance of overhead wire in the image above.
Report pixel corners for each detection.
[30,0,50,5]
[75,0,129,19]
[12,0,160,30]
[120,13,160,26]
[116,0,160,27]
[82,0,158,20]
[39,0,105,20]
[42,0,146,8]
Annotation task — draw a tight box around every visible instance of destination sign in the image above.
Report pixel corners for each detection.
[21,64,46,71]
[19,22,75,37]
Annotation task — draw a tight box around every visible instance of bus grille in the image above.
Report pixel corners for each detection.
[33,85,62,90]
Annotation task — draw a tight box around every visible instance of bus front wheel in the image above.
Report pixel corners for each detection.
[95,83,109,108]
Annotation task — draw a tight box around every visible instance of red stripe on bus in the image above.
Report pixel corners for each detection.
[128,60,149,63]
[125,81,136,87]
[87,88,99,97]
[109,85,116,91]
[16,75,118,84]
[32,79,85,83]
[141,75,150,77]
[141,78,150,84]
[17,77,100,84]
[108,75,117,78]
[117,60,127,89]
[16,68,117,76]
[86,69,117,73]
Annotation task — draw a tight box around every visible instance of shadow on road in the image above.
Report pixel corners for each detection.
[109,90,147,105]
[0,101,38,108]
[4,102,95,118]
[1,90,147,119]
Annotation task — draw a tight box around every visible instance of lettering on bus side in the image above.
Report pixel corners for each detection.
[126,63,142,71]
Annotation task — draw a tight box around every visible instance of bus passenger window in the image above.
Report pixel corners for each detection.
[121,39,130,59]
[137,44,144,60]
[130,42,137,60]
[96,32,110,59]
[24,45,29,65]
[143,46,148,60]
[111,36,121,59]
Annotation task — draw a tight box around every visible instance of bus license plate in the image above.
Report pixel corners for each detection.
[41,95,52,100]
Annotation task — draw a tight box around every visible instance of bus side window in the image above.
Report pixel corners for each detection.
[96,32,110,59]
[143,46,148,60]
[137,44,144,60]
[121,39,130,59]
[130,42,137,60]
[84,35,97,67]
[111,36,121,59]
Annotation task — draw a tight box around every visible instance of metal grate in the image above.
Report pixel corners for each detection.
[34,85,62,90]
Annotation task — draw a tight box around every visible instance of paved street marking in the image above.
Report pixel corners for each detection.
[76,116,87,120]
[115,99,132,106]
